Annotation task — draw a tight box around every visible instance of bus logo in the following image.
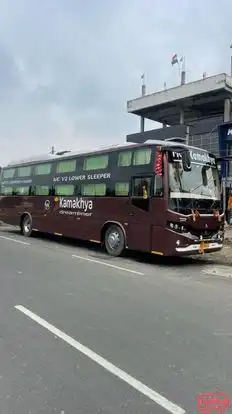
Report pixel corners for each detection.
[197,392,231,414]
[59,197,93,212]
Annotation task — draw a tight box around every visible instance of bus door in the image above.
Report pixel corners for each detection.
[127,176,152,252]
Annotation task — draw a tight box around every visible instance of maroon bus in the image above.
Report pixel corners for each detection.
[0,140,224,257]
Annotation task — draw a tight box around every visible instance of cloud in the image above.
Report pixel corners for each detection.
[0,0,231,165]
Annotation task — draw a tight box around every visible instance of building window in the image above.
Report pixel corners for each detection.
[83,155,109,171]
[13,186,30,196]
[34,185,50,196]
[56,160,76,174]
[17,166,32,177]
[117,151,132,167]
[2,168,15,179]
[115,182,129,196]
[35,163,52,175]
[133,148,151,166]
[54,185,74,196]
[81,183,106,196]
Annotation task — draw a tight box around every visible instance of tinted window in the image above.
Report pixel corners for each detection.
[83,155,108,171]
[55,185,74,196]
[115,182,129,196]
[34,185,50,196]
[13,186,30,195]
[35,163,52,175]
[154,176,163,197]
[17,166,32,177]
[81,183,106,196]
[1,186,13,195]
[117,151,132,167]
[3,168,15,179]
[56,160,76,174]
[132,177,151,197]
[133,148,151,166]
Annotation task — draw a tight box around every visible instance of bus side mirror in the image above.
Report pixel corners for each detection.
[182,150,191,171]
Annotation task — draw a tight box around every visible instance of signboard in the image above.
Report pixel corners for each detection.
[218,121,232,180]
[170,149,216,166]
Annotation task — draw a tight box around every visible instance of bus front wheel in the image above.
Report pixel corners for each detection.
[21,215,33,237]
[104,225,125,257]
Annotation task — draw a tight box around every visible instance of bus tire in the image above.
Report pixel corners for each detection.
[104,225,125,257]
[21,214,33,237]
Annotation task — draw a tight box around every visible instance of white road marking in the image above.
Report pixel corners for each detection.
[0,235,31,246]
[72,254,144,276]
[213,331,232,337]
[15,305,185,414]
[202,266,232,279]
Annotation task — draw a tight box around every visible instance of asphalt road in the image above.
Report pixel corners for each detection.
[0,226,232,414]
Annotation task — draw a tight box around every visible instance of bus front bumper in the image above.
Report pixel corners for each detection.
[175,241,223,254]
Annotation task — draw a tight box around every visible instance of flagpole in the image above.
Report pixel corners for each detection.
[180,56,186,85]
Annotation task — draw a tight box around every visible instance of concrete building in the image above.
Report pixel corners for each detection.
[126,73,232,158]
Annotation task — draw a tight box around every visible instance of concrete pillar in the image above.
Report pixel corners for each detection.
[224,98,231,122]
[140,83,146,133]
[186,126,190,146]
[140,117,145,133]
[180,108,184,124]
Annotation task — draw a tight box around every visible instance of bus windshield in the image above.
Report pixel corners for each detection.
[168,161,220,200]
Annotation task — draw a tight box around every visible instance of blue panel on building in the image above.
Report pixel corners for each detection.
[218,122,232,179]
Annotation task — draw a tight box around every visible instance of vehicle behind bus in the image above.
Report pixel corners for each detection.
[0,140,224,256]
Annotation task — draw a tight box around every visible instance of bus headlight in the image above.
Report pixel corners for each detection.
[168,222,186,233]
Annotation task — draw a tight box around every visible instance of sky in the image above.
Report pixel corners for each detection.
[0,0,231,165]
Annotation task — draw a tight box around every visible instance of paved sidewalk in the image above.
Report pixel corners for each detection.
[224,223,232,243]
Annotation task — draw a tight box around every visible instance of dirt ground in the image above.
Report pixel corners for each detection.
[204,225,232,266]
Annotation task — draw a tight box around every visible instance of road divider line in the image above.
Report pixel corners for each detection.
[15,305,185,414]
[0,235,31,246]
[72,254,144,276]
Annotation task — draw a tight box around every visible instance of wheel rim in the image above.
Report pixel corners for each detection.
[24,218,31,233]
[108,231,120,251]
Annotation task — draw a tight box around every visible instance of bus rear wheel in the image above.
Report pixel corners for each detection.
[104,225,125,257]
[21,215,33,237]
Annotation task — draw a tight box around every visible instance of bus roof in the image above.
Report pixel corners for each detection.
[5,139,211,168]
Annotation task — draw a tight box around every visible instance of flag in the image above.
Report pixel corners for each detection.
[171,54,178,65]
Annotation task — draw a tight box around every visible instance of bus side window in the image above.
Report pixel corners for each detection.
[132,177,151,198]
[154,175,163,197]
